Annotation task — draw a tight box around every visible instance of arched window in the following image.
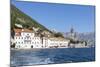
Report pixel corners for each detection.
[31,45,33,48]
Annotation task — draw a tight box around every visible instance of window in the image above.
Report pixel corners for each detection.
[32,42,34,44]
[35,42,36,44]
[19,45,20,48]
[37,42,39,44]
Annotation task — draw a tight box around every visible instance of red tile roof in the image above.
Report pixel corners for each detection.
[14,29,33,33]
[14,29,22,33]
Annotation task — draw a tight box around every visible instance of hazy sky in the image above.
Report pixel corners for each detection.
[11,0,95,33]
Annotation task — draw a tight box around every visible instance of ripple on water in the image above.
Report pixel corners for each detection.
[11,48,95,66]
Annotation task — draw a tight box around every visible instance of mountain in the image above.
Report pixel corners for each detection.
[76,32,95,47]
[11,4,51,32]
[64,32,95,47]
[76,32,95,41]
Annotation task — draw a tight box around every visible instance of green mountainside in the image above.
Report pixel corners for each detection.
[11,4,65,38]
[11,4,50,32]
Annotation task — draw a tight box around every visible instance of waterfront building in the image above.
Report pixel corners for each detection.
[12,28,70,49]
[14,29,42,48]
[47,37,70,48]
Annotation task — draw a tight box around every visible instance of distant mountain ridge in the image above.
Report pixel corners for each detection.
[64,32,95,47]
[76,32,95,41]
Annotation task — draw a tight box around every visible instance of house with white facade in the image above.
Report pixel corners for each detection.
[47,37,70,48]
[14,29,42,49]
[12,28,70,49]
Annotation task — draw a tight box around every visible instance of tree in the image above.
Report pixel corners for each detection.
[54,32,64,38]
[11,43,16,48]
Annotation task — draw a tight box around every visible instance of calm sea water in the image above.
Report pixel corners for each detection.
[11,47,95,67]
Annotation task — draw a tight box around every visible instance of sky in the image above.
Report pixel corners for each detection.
[11,0,95,33]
